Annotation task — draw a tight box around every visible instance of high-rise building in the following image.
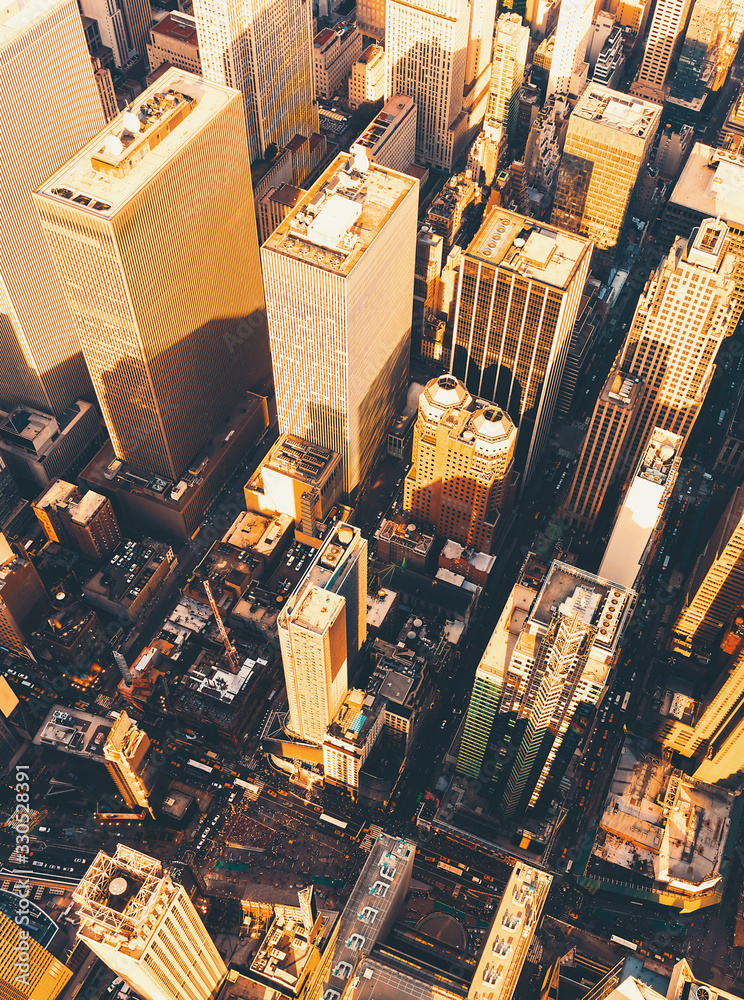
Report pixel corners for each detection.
[485,14,529,146]
[313,24,362,100]
[458,558,635,816]
[564,219,736,529]
[119,0,151,63]
[449,209,593,485]
[278,581,349,745]
[348,44,386,109]
[403,374,517,552]
[262,150,418,493]
[146,12,201,76]
[551,86,661,251]
[103,710,154,814]
[669,0,733,102]
[33,481,121,559]
[630,0,694,102]
[546,0,593,98]
[0,910,71,1000]
[672,485,744,656]
[34,69,269,482]
[385,0,471,170]
[193,0,318,170]
[0,533,48,654]
[0,457,21,529]
[74,845,227,1000]
[0,0,104,417]
[80,0,129,65]
[660,144,744,328]
[357,0,385,38]
[464,0,498,98]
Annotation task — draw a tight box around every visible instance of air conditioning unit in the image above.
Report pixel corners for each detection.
[691,985,716,1000]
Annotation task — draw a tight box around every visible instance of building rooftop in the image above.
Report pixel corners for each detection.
[668,143,744,225]
[571,85,661,138]
[531,560,635,660]
[0,0,60,43]
[264,150,417,276]
[36,69,236,218]
[33,705,113,758]
[327,688,380,745]
[268,184,305,209]
[366,587,397,629]
[600,369,643,408]
[467,208,591,289]
[72,490,109,525]
[354,95,415,155]
[593,738,734,893]
[306,521,364,591]
[83,538,172,605]
[151,11,198,43]
[254,434,340,487]
[357,43,383,65]
[292,583,345,634]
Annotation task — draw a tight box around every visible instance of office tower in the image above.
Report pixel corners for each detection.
[485,14,529,146]
[306,522,368,669]
[33,481,121,558]
[278,581,348,745]
[0,457,21,528]
[551,87,661,251]
[672,486,744,655]
[80,0,129,65]
[262,151,418,493]
[0,533,48,654]
[74,845,227,1000]
[35,69,269,481]
[92,55,118,122]
[670,0,732,102]
[630,0,694,102]
[661,144,744,328]
[119,0,151,62]
[464,0,498,97]
[459,559,634,816]
[662,644,744,782]
[385,0,470,170]
[0,910,72,1000]
[0,0,104,417]
[357,0,385,38]
[546,0,593,98]
[413,228,444,348]
[403,375,517,552]
[565,220,735,529]
[257,185,305,244]
[597,428,682,590]
[313,24,362,100]
[353,95,416,172]
[146,12,201,76]
[103,711,154,814]
[193,0,318,170]
[562,370,642,530]
[349,44,386,109]
[449,209,592,486]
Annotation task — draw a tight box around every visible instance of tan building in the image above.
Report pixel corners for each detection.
[356,0,384,37]
[146,11,201,75]
[313,24,362,100]
[348,44,385,109]
[551,86,661,250]
[323,688,384,790]
[630,0,694,101]
[193,0,318,171]
[92,55,118,121]
[450,209,593,485]
[103,710,154,814]
[404,375,516,553]
[34,69,269,481]
[0,910,71,1000]
[546,0,593,98]
[278,581,349,745]
[244,433,343,531]
[262,151,418,493]
[0,534,48,654]
[0,0,104,416]
[352,95,416,172]
[74,846,227,1000]
[672,485,744,656]
[257,184,305,243]
[486,13,529,145]
[33,480,121,559]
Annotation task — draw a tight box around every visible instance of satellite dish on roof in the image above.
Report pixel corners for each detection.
[104,134,124,155]
[122,112,141,134]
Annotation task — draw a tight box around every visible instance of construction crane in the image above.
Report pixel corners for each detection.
[203,579,239,670]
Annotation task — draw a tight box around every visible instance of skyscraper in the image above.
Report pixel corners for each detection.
[262,150,418,493]
[630,0,694,102]
[385,0,471,170]
[403,374,517,552]
[103,710,154,815]
[34,69,269,481]
[0,911,71,1000]
[546,0,593,98]
[278,581,348,745]
[485,14,529,145]
[449,209,593,485]
[564,218,735,528]
[0,0,104,416]
[193,0,318,169]
[671,485,744,655]
[551,87,661,251]
[458,559,635,816]
[74,845,227,1000]
[0,533,48,655]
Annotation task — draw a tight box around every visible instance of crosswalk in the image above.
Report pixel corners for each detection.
[360,823,383,852]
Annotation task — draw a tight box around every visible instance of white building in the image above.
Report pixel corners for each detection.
[349,44,385,109]
[262,150,418,492]
[80,0,130,65]
[547,0,594,98]
[486,13,529,143]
